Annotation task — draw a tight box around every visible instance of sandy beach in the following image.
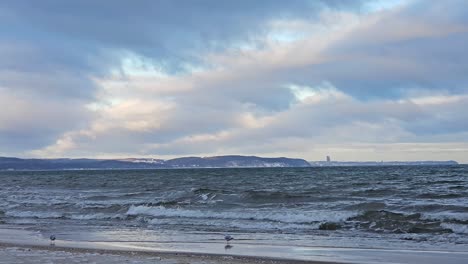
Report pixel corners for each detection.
[1,227,468,264]
[2,239,468,264]
[0,226,335,264]
[0,242,332,264]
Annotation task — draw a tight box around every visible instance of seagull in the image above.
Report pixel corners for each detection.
[224,235,234,244]
[49,235,56,245]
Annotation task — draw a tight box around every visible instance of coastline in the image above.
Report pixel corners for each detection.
[1,228,468,264]
[1,166,468,264]
[0,242,335,264]
[0,227,339,264]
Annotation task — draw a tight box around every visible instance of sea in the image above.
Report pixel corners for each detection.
[1,166,467,260]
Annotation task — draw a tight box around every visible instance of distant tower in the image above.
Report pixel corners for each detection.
[326,156,331,162]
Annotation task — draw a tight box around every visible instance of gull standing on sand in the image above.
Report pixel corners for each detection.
[224,235,233,244]
[49,235,56,245]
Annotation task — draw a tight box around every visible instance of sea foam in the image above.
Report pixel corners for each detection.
[126,205,356,224]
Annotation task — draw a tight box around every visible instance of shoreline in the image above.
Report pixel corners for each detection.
[0,241,336,264]
[0,163,463,172]
[1,227,468,264]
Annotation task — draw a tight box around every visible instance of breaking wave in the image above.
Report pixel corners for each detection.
[126,205,356,224]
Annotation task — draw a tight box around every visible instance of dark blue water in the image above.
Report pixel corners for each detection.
[1,166,467,251]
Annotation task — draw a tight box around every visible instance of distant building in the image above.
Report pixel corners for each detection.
[326,156,331,162]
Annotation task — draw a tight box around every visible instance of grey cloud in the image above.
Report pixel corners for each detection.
[1,0,366,72]
[404,99,468,135]
[0,0,368,155]
[143,86,468,157]
[0,91,93,152]
[311,0,468,98]
[80,91,468,157]
[2,0,468,161]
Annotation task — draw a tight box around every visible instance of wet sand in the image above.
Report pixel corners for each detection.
[1,227,468,264]
[0,242,334,264]
[0,227,346,263]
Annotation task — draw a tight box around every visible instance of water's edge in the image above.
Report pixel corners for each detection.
[2,227,468,264]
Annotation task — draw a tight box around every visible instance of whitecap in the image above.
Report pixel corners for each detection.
[126,205,357,224]
[441,223,468,234]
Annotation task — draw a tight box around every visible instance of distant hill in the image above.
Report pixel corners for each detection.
[165,155,310,168]
[0,155,310,170]
[308,160,459,167]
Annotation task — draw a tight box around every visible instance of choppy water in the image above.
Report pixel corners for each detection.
[1,166,467,251]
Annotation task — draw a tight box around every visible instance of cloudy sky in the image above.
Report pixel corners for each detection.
[1,0,468,162]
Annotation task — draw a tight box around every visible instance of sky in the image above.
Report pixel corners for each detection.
[1,0,468,162]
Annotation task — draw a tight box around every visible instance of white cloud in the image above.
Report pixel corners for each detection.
[1,1,466,162]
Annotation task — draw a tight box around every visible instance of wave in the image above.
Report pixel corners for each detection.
[351,210,468,224]
[191,188,321,203]
[126,205,356,224]
[146,217,321,231]
[349,210,420,221]
[429,180,466,185]
[5,210,64,219]
[68,213,126,220]
[4,210,125,220]
[242,190,310,200]
[441,223,468,234]
[417,192,466,199]
[422,212,468,224]
[350,188,397,197]
[344,202,387,211]
[191,188,229,195]
[347,210,465,234]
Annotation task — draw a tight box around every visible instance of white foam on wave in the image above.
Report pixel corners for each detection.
[76,200,135,208]
[6,195,75,206]
[422,212,468,222]
[68,213,126,220]
[126,205,356,224]
[441,223,468,234]
[147,217,320,231]
[200,194,209,200]
[5,210,63,219]
[4,210,125,220]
